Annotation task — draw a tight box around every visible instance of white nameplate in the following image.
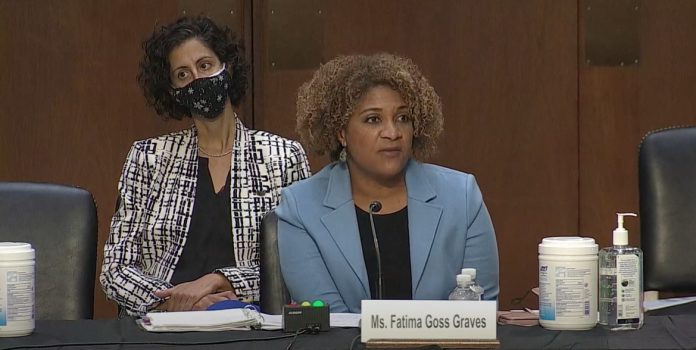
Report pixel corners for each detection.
[361,300,497,342]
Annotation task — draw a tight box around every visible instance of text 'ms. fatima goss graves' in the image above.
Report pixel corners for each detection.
[361,300,497,342]
[371,313,488,329]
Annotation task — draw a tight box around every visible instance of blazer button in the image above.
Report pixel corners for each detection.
[255,189,267,196]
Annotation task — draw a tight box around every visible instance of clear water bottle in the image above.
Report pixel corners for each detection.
[448,274,480,300]
[461,268,485,300]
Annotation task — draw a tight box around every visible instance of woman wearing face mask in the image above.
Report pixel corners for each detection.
[277,54,499,313]
[100,16,310,316]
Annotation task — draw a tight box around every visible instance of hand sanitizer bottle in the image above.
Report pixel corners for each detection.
[599,213,643,330]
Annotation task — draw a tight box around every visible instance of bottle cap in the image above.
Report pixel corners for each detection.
[456,274,472,285]
[461,268,477,279]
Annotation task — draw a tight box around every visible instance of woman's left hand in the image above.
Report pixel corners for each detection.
[154,273,233,311]
[192,290,238,310]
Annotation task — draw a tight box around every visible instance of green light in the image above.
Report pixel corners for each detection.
[312,300,324,307]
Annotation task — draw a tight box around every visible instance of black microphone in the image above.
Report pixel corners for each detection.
[368,201,383,300]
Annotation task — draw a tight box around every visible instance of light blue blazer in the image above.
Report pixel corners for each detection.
[276,160,499,313]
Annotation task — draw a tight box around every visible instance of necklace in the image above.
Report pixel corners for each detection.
[198,146,233,157]
[197,112,237,158]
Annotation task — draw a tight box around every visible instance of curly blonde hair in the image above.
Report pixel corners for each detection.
[296,53,443,161]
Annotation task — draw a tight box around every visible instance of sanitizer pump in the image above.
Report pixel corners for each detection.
[599,213,644,330]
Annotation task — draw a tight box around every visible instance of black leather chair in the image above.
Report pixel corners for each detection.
[638,126,696,293]
[0,182,97,319]
[259,210,290,314]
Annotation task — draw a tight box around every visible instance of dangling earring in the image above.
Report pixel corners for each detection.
[339,145,347,162]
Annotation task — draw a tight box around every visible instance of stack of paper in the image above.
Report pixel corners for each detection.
[137,309,363,332]
[644,296,696,311]
[497,310,539,327]
[137,308,263,332]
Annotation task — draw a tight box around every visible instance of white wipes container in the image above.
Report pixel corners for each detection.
[538,237,598,330]
[0,242,35,337]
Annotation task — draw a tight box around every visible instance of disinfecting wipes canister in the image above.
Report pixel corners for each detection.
[538,237,598,330]
[0,242,35,337]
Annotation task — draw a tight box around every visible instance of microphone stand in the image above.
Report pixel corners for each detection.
[368,201,383,300]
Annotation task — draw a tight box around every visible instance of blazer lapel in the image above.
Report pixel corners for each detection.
[179,126,199,200]
[405,160,443,296]
[320,163,371,298]
[230,119,274,265]
[159,126,197,221]
[157,126,198,280]
[175,126,198,233]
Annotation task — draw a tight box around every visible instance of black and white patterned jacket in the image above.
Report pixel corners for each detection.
[100,119,310,315]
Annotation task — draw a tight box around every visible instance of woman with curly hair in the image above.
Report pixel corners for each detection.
[100,16,310,315]
[277,53,499,312]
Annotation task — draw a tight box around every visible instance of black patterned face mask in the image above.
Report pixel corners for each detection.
[172,65,231,119]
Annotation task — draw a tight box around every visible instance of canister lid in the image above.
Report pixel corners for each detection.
[538,236,598,255]
[0,242,35,261]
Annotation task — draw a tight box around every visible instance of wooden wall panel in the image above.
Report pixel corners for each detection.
[579,1,696,252]
[0,0,246,318]
[254,0,579,310]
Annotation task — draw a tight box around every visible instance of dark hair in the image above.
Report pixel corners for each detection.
[137,16,248,120]
[296,54,443,161]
